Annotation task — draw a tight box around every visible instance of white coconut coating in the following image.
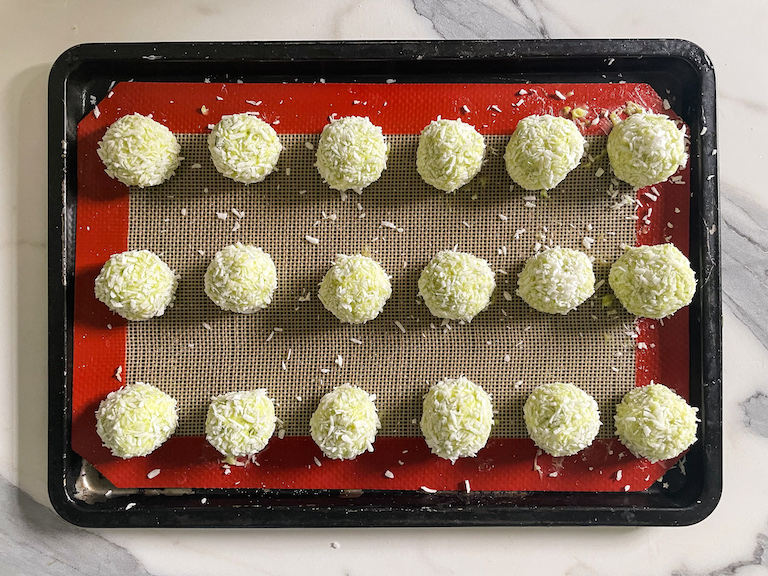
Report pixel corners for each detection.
[504,114,585,191]
[315,116,388,193]
[607,112,687,188]
[204,243,277,314]
[615,383,698,463]
[318,254,392,324]
[97,113,181,187]
[95,382,178,459]
[205,390,277,459]
[416,118,485,192]
[208,113,283,184]
[94,250,178,321]
[310,384,381,460]
[420,376,494,462]
[517,248,595,315]
[523,382,601,457]
[418,250,496,322]
[609,244,696,319]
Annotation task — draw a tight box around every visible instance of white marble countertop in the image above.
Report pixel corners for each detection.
[1,1,765,574]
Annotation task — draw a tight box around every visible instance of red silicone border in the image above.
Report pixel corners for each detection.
[73,81,689,491]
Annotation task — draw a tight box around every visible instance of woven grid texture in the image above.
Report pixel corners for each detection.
[126,133,637,438]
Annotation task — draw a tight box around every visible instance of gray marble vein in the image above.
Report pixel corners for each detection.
[411,0,549,39]
[740,392,768,438]
[721,186,768,349]
[0,476,154,576]
[672,533,768,575]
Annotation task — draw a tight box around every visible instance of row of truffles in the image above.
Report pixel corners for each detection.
[94,243,696,323]
[95,379,698,465]
[96,109,687,194]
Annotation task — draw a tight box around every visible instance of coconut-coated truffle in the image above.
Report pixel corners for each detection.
[615,383,698,463]
[94,250,178,321]
[95,382,178,459]
[208,113,282,184]
[310,384,381,460]
[97,113,181,187]
[417,118,485,192]
[418,250,496,322]
[420,376,494,462]
[205,389,277,459]
[517,248,595,315]
[504,114,585,191]
[204,243,277,314]
[607,112,687,188]
[318,254,392,324]
[523,382,601,457]
[608,244,695,319]
[315,116,388,193]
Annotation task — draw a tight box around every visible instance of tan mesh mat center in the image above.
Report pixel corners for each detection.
[126,133,637,438]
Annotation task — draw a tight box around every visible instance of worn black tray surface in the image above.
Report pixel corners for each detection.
[48,39,721,527]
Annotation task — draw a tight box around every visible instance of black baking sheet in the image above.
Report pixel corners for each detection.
[48,39,721,527]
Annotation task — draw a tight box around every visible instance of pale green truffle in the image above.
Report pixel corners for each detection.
[517,248,595,315]
[204,243,277,314]
[420,376,494,462]
[504,114,585,191]
[310,384,381,460]
[205,390,277,459]
[417,118,485,192]
[607,112,687,188]
[96,383,178,459]
[315,116,388,193]
[208,113,282,184]
[524,382,601,457]
[94,250,178,321]
[608,244,695,319]
[97,113,181,187]
[318,254,392,324]
[418,250,496,322]
[615,383,698,462]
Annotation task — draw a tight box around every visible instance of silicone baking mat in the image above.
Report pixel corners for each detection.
[72,81,690,492]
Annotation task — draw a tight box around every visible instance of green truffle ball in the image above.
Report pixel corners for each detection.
[94,250,178,321]
[96,382,178,459]
[318,254,392,324]
[524,382,601,457]
[504,114,585,191]
[310,384,381,460]
[205,390,277,459]
[517,248,595,315]
[208,113,283,184]
[418,250,496,322]
[608,244,695,319]
[607,112,687,188]
[204,243,277,314]
[417,118,485,192]
[615,383,698,463]
[97,113,181,187]
[420,376,494,462]
[315,116,388,193]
